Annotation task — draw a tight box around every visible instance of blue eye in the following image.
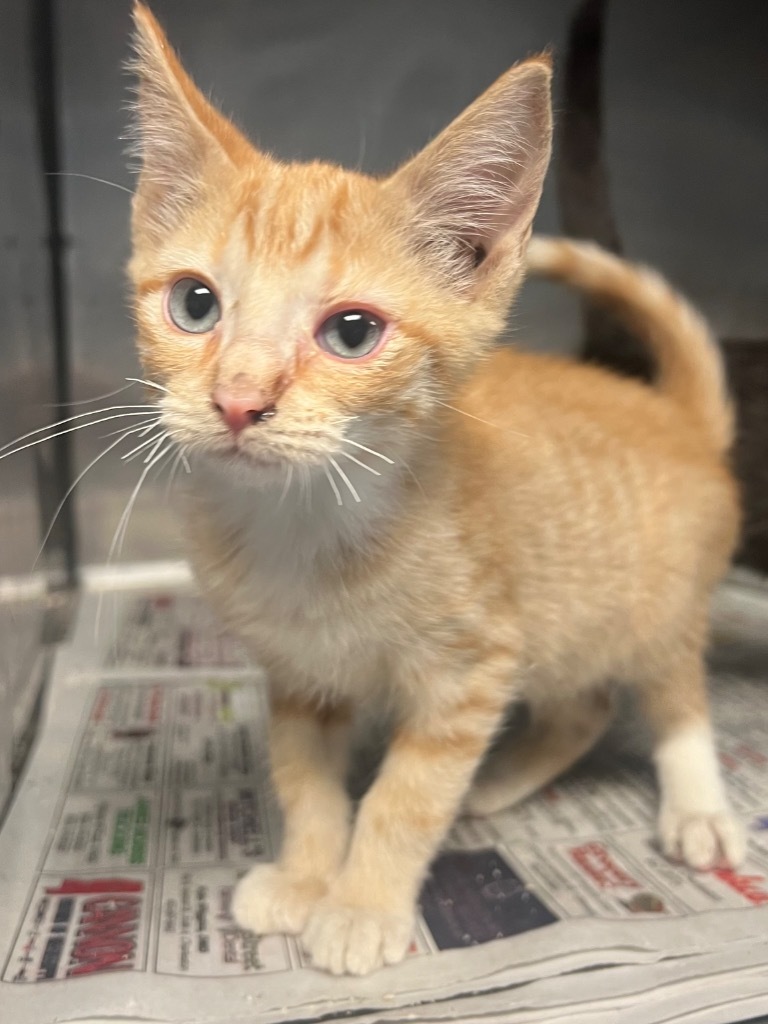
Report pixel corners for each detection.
[167,277,220,333]
[316,309,386,359]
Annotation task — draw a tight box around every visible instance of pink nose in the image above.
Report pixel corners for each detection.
[212,387,277,435]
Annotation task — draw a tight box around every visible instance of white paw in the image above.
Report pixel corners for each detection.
[658,807,746,870]
[232,863,327,936]
[302,900,414,975]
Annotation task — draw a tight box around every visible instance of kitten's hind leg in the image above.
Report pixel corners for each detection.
[638,644,745,870]
[463,688,615,816]
[233,694,352,936]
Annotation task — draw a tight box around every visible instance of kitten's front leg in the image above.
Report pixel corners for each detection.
[233,694,352,936]
[302,655,514,975]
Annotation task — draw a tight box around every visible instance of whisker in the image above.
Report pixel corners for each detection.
[0,403,157,456]
[180,449,192,474]
[47,171,134,195]
[0,410,160,461]
[324,464,343,506]
[165,446,188,499]
[33,423,150,567]
[112,435,168,554]
[340,451,381,476]
[95,438,174,640]
[165,452,181,498]
[399,459,427,500]
[121,430,166,462]
[125,376,169,394]
[399,425,443,444]
[435,399,528,438]
[44,382,136,408]
[101,417,159,440]
[434,400,497,428]
[145,433,172,463]
[278,464,294,510]
[339,437,395,464]
[329,456,361,503]
[111,442,176,630]
[140,431,168,466]
[300,464,313,515]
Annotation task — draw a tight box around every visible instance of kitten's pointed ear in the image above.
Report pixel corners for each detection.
[389,57,553,285]
[129,3,253,236]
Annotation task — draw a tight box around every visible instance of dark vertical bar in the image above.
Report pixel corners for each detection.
[557,0,652,380]
[30,0,78,585]
[557,0,621,249]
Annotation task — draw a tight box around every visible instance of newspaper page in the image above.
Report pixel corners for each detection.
[56,574,250,679]
[1,583,767,1024]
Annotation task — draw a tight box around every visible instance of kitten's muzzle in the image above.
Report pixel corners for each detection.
[212,386,277,436]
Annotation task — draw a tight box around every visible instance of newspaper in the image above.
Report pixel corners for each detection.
[1,576,767,1024]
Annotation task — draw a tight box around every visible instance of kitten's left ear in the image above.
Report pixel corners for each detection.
[388,57,553,285]
[129,2,255,238]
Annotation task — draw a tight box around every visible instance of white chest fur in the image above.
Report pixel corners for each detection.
[182,456,413,700]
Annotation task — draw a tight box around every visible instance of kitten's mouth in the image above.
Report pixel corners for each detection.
[223,446,284,470]
[203,432,329,474]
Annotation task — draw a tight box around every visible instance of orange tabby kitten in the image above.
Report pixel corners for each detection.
[129,4,744,976]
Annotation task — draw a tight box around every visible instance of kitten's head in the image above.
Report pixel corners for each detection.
[128,3,551,486]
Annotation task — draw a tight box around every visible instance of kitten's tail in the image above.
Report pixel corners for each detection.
[526,235,734,454]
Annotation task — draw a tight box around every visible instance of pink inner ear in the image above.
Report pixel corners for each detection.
[130,3,256,238]
[390,61,552,281]
[472,245,488,269]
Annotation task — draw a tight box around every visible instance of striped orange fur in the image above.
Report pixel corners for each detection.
[129,3,744,976]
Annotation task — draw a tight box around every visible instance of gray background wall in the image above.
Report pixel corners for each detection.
[1,0,60,579]
[2,0,767,574]
[55,0,580,567]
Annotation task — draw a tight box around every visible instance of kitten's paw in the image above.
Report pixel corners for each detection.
[302,900,414,976]
[232,864,327,936]
[659,807,746,870]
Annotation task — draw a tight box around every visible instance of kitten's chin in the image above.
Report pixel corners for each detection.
[198,447,290,489]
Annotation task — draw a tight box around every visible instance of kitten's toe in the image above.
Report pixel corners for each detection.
[659,808,746,870]
[302,901,414,976]
[232,863,327,936]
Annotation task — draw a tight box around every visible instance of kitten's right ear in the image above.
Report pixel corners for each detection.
[129,3,254,237]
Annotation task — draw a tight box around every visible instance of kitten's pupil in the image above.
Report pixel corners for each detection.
[337,313,370,349]
[167,276,221,334]
[186,284,214,320]
[317,308,385,359]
